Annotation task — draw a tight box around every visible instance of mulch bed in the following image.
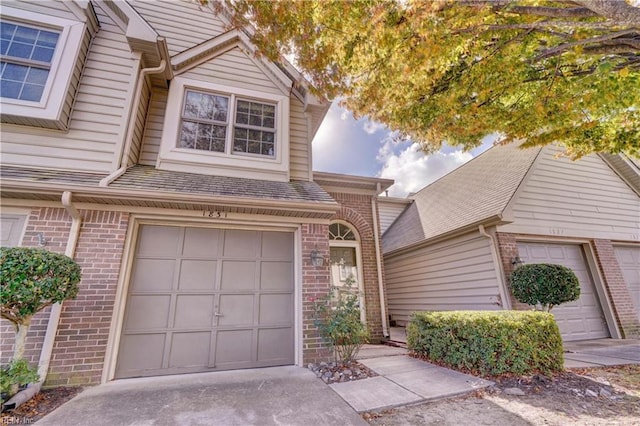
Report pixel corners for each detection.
[1,387,82,424]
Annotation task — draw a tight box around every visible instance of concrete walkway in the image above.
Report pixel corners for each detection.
[329,345,493,413]
[37,366,367,426]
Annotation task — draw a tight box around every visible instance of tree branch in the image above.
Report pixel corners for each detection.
[533,29,640,61]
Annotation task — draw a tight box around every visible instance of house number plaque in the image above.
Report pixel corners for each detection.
[202,210,228,218]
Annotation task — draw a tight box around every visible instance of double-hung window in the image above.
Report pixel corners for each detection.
[1,21,60,102]
[179,89,277,158]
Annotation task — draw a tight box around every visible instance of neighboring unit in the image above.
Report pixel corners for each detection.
[0,0,390,386]
[383,143,640,341]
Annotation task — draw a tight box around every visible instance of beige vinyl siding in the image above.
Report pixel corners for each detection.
[182,47,282,95]
[384,231,501,325]
[127,76,152,166]
[290,98,310,181]
[2,0,79,20]
[138,88,166,166]
[129,0,227,56]
[379,199,410,234]
[499,145,640,241]
[0,3,136,172]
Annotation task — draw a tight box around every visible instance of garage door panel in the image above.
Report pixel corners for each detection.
[130,259,175,292]
[118,334,165,372]
[261,262,294,290]
[215,330,253,366]
[221,261,256,290]
[259,294,293,324]
[174,295,215,328]
[169,332,211,368]
[262,232,294,259]
[136,225,181,256]
[126,295,171,329]
[223,230,258,257]
[258,328,293,363]
[117,225,294,378]
[517,242,609,341]
[218,294,255,326]
[183,228,221,257]
[178,260,217,290]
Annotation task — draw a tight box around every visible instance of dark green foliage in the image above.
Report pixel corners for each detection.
[407,311,564,376]
[1,247,81,326]
[313,279,369,362]
[511,263,580,311]
[0,359,39,403]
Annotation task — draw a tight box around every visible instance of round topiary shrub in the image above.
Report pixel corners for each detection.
[510,263,580,311]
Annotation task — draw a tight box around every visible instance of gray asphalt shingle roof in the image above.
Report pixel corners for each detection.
[382,143,542,253]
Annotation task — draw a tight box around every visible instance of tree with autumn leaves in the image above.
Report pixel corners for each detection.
[220,0,639,158]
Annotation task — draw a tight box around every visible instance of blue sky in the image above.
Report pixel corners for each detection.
[312,102,495,197]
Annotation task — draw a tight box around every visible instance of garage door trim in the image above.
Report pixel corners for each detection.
[102,216,303,383]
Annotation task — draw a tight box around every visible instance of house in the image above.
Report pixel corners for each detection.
[382,142,640,342]
[0,0,391,386]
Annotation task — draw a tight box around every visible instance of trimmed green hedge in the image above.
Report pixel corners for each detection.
[407,310,564,376]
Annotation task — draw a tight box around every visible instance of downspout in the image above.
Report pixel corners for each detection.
[5,192,82,410]
[371,191,389,338]
[478,224,512,310]
[101,59,167,187]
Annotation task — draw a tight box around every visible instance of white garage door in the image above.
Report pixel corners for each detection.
[517,242,610,341]
[115,225,294,378]
[614,245,640,321]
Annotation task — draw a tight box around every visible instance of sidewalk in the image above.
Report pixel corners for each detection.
[329,345,493,413]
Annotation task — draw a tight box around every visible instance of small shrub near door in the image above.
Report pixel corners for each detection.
[510,263,580,312]
[407,311,564,376]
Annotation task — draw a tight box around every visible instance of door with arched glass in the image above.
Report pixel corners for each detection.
[328,222,366,321]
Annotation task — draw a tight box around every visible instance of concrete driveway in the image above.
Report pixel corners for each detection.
[37,366,366,426]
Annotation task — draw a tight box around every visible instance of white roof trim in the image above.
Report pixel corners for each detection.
[102,0,158,43]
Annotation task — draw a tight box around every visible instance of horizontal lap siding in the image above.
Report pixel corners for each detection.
[182,48,282,95]
[128,76,151,166]
[129,0,227,56]
[139,89,166,166]
[385,232,501,324]
[290,99,310,180]
[0,3,135,172]
[3,0,78,19]
[500,146,640,241]
[378,202,409,234]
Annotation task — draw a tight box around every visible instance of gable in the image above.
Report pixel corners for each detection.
[499,145,640,241]
[129,0,228,56]
[181,47,283,95]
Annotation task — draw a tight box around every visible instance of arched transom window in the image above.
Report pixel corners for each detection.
[329,223,356,241]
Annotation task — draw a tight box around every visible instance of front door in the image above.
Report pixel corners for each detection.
[329,246,365,321]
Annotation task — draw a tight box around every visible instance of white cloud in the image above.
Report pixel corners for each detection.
[377,138,474,197]
[362,119,387,135]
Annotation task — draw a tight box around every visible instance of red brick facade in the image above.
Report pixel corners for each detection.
[495,232,640,339]
[329,192,386,342]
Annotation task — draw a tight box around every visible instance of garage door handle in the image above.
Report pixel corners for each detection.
[214,312,224,317]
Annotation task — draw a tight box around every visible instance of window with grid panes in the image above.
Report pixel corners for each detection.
[179,89,276,158]
[0,21,60,102]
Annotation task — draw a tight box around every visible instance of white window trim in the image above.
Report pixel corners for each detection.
[158,77,290,182]
[1,7,85,123]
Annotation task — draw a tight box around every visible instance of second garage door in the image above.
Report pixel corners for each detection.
[517,242,610,341]
[116,225,294,378]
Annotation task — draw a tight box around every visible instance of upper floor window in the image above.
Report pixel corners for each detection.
[1,21,60,102]
[179,90,276,158]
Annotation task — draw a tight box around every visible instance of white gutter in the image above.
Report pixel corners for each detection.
[5,192,82,410]
[115,59,167,173]
[371,192,389,338]
[478,224,512,310]
[38,192,82,380]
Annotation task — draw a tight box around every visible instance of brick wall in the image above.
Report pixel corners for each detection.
[300,223,332,364]
[495,232,528,310]
[0,207,129,386]
[591,240,640,338]
[329,192,386,342]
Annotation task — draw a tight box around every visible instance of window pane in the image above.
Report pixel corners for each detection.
[261,143,274,156]
[0,22,17,41]
[13,26,38,45]
[36,30,59,48]
[7,42,33,59]
[2,62,27,81]
[236,111,248,125]
[179,121,197,149]
[1,79,21,99]
[212,96,228,121]
[20,83,44,101]
[32,46,55,63]
[184,90,228,122]
[26,67,48,85]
